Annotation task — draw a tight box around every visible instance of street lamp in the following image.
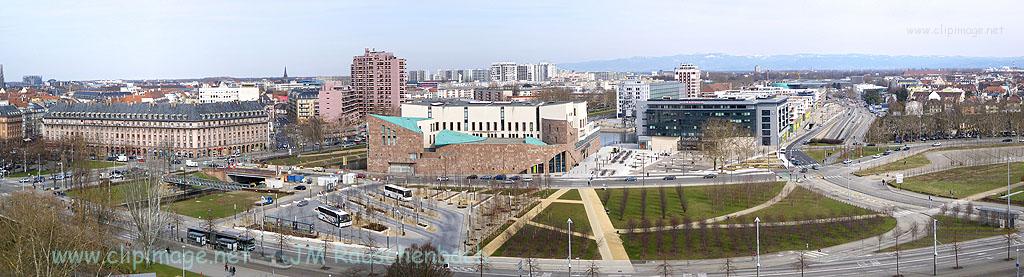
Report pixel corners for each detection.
[180,245,187,277]
[567,217,573,276]
[755,217,761,277]
[932,218,937,276]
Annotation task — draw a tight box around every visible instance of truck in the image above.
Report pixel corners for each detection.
[287,175,304,183]
[185,160,199,167]
[254,196,274,206]
[264,179,284,189]
[342,173,357,185]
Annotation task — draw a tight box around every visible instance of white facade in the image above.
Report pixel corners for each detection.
[616,76,650,118]
[674,64,702,97]
[401,101,594,148]
[198,83,260,103]
[490,62,554,82]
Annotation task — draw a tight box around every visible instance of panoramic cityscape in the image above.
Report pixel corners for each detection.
[1,0,1023,276]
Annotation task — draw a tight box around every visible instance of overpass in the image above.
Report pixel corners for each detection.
[162,175,255,191]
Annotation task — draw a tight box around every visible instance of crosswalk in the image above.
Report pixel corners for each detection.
[804,251,830,259]
[892,210,917,217]
[823,175,844,180]
[856,259,882,267]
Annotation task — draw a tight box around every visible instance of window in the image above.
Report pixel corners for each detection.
[761,110,771,116]
[761,123,770,129]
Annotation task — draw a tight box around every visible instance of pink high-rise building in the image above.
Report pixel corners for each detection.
[349,48,407,118]
[318,81,349,122]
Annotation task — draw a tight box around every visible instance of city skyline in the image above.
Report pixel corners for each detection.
[0,0,1021,80]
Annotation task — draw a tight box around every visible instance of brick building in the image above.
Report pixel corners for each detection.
[367,100,600,175]
[348,48,407,118]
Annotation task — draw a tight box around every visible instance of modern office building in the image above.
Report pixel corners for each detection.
[617,76,684,118]
[288,88,320,122]
[490,62,519,82]
[350,48,407,117]
[636,97,791,148]
[0,105,23,141]
[367,100,601,175]
[408,70,427,83]
[197,83,261,103]
[42,101,269,158]
[674,64,702,97]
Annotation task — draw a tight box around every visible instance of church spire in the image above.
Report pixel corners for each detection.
[0,64,5,89]
[283,66,288,79]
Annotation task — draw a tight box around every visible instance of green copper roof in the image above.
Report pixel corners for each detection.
[434,130,486,147]
[524,136,548,146]
[371,114,428,133]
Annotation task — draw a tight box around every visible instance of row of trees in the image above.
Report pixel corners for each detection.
[866,107,1024,143]
[284,115,359,151]
[700,118,760,170]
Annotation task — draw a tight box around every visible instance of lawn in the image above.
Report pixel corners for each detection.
[803,148,836,162]
[492,225,599,260]
[727,186,877,223]
[558,189,582,200]
[188,171,219,181]
[986,186,1024,205]
[6,161,122,178]
[127,263,202,277]
[533,189,558,199]
[621,216,896,260]
[854,153,931,176]
[893,162,1024,199]
[264,146,367,166]
[838,146,899,161]
[588,108,616,117]
[880,215,1007,252]
[532,202,592,235]
[597,182,785,229]
[67,181,133,205]
[165,190,265,219]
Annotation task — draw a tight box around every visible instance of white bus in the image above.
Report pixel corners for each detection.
[382,184,413,201]
[316,206,352,228]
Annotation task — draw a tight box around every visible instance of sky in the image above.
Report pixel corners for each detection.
[0,0,1021,80]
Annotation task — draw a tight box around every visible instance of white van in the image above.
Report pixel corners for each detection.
[185,160,199,167]
[116,155,129,162]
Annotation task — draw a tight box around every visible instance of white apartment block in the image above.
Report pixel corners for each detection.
[616,76,650,118]
[198,83,261,103]
[490,62,554,82]
[674,64,702,97]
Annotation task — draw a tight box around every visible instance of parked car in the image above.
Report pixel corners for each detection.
[662,175,676,180]
[703,173,718,179]
[800,168,809,173]
[480,175,493,180]
[624,176,637,182]
[811,164,820,170]
[509,175,521,181]
[1002,138,1013,143]
[437,176,450,181]
[494,174,507,181]
[296,200,309,207]
[466,175,478,180]
[872,154,882,159]
[293,185,307,190]
[19,178,32,183]
[931,142,942,147]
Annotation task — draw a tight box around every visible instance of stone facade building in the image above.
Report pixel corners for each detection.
[0,105,23,141]
[43,101,269,158]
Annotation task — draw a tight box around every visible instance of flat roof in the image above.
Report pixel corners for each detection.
[404,99,578,107]
[371,114,428,133]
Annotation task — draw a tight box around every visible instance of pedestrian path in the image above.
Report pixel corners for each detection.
[579,188,631,261]
[617,181,798,232]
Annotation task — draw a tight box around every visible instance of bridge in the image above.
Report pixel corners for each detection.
[162,175,255,191]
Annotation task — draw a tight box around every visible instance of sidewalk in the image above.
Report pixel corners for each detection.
[579,188,631,261]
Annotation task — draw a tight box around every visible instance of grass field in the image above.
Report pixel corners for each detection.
[986,186,1024,205]
[597,182,785,229]
[67,182,132,205]
[7,161,122,178]
[727,186,877,223]
[189,171,219,181]
[533,189,558,198]
[838,146,899,161]
[621,216,895,260]
[880,215,1007,252]
[803,148,836,162]
[893,162,1024,199]
[492,225,599,259]
[854,154,931,176]
[532,202,591,235]
[558,189,582,200]
[264,145,367,166]
[165,190,265,219]
[588,108,616,117]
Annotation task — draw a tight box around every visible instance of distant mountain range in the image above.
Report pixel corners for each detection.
[559,53,1024,72]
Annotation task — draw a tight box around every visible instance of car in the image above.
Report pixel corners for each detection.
[866,143,876,146]
[811,164,820,170]
[494,174,507,181]
[662,176,676,180]
[502,180,515,184]
[466,175,478,180]
[19,178,32,183]
[296,200,309,207]
[509,175,521,181]
[293,185,307,190]
[522,176,533,182]
[437,176,450,181]
[931,142,942,147]
[883,150,893,156]
[799,168,808,173]
[624,176,637,182]
[480,175,492,180]
[1002,138,1013,143]
[902,145,910,151]
[703,173,718,179]
[872,154,881,159]
[792,160,803,166]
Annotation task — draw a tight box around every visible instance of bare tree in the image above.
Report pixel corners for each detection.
[386,243,452,277]
[655,258,674,277]
[796,251,810,276]
[700,118,750,170]
[585,260,601,277]
[722,258,737,277]
[123,174,168,266]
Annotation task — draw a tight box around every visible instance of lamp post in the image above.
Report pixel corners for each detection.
[755,217,761,277]
[567,218,573,276]
[932,218,937,276]
[181,245,187,277]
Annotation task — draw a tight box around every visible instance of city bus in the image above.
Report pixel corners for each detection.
[382,184,413,201]
[316,205,353,228]
[216,230,256,252]
[186,228,209,246]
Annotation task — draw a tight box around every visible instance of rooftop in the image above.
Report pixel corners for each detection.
[404,99,575,107]
[45,101,267,122]
[371,114,428,133]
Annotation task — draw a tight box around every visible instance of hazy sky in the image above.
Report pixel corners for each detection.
[1,0,1020,80]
